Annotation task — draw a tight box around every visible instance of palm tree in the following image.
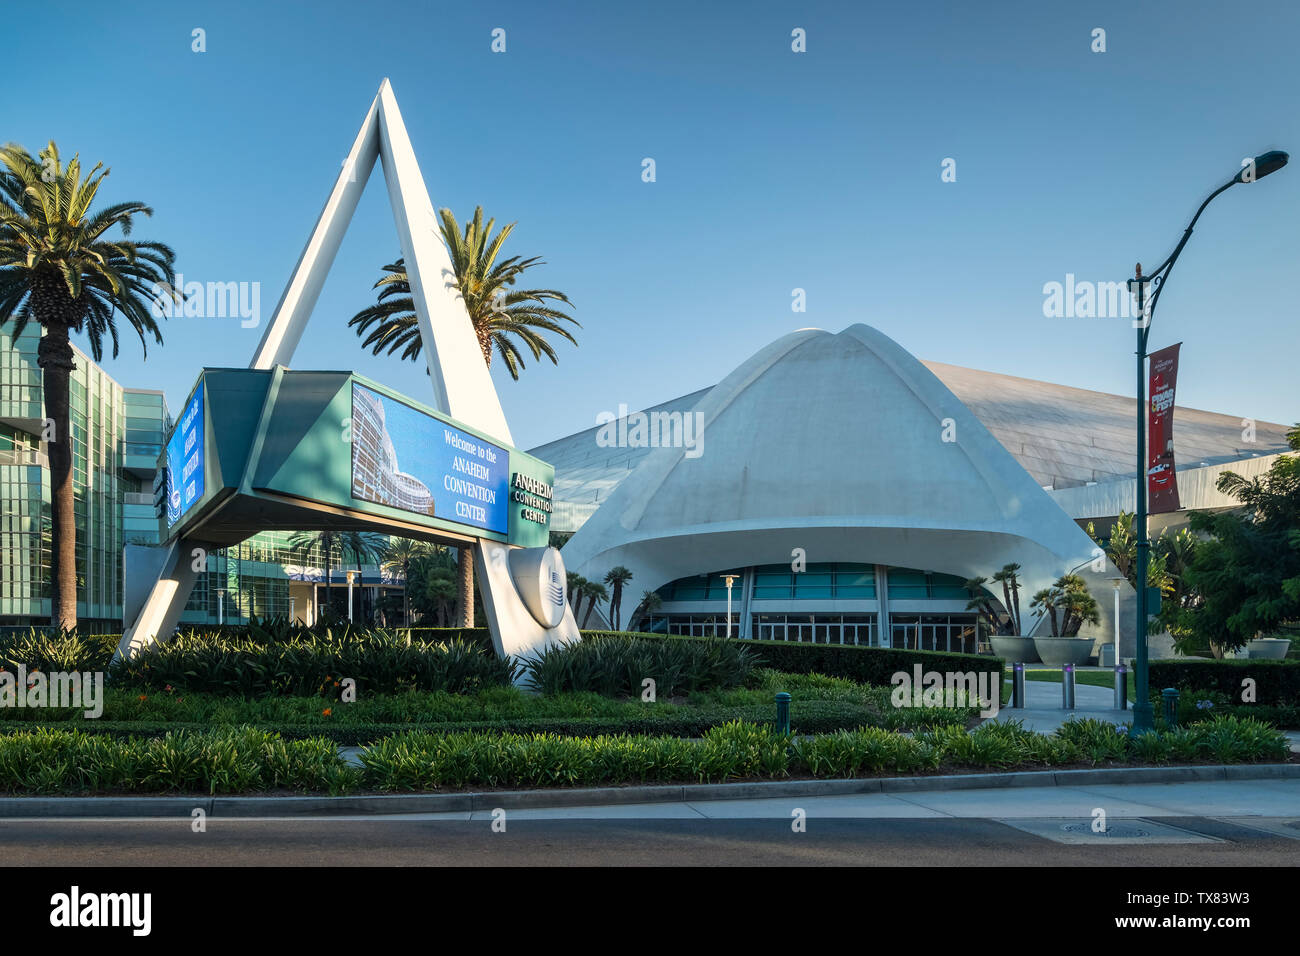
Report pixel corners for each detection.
[349,209,579,633]
[962,576,1002,635]
[0,142,178,630]
[629,590,663,631]
[991,563,1023,634]
[340,531,389,622]
[289,530,343,620]
[1030,587,1060,636]
[603,566,634,630]
[1055,574,1100,636]
[566,572,587,619]
[405,549,458,625]
[348,208,579,378]
[381,538,430,625]
[1031,575,1100,637]
[580,580,608,629]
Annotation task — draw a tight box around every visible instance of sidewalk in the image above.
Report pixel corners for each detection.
[199,777,1300,823]
[989,673,1129,734]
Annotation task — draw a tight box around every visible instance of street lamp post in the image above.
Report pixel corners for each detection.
[1126,150,1288,733]
[722,574,739,638]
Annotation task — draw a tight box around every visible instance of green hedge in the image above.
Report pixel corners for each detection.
[111,633,513,697]
[0,726,353,795]
[0,715,1287,794]
[1150,659,1300,709]
[7,700,970,746]
[584,631,1003,690]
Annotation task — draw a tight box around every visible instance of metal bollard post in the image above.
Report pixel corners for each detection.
[775,692,791,734]
[1062,663,1076,710]
[1115,665,1128,711]
[1012,663,1025,708]
[1161,687,1180,728]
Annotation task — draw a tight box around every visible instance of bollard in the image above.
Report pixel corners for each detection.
[1115,665,1128,711]
[1012,663,1025,708]
[775,692,791,734]
[1062,663,1076,710]
[1161,687,1180,728]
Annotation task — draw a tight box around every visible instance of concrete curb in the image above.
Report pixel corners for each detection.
[1,762,1296,818]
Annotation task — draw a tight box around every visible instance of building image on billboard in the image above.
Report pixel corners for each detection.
[350,385,435,515]
[349,383,508,534]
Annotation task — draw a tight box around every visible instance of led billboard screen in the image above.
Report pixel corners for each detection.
[350,383,509,535]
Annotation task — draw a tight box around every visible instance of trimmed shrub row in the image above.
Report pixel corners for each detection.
[0,715,1286,794]
[0,726,352,795]
[111,633,513,697]
[1150,659,1300,709]
[523,635,759,697]
[584,630,1004,690]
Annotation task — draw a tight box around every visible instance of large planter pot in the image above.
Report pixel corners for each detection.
[990,636,1040,663]
[1032,637,1094,667]
[1246,638,1291,660]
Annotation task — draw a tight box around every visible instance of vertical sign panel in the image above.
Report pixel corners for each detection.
[166,388,205,527]
[1147,342,1181,514]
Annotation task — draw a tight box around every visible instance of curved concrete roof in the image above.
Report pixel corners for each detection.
[533,345,1291,535]
[556,324,1136,645]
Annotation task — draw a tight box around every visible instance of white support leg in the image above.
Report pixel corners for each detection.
[116,537,211,662]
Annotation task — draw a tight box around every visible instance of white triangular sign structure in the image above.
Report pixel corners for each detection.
[250,78,512,445]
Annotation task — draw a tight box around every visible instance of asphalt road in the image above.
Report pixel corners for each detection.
[0,816,1295,866]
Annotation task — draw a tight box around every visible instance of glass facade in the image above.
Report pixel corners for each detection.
[0,325,313,630]
[647,563,987,650]
[0,325,124,628]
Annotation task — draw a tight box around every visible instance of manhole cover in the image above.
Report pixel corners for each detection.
[1061,822,1152,838]
[999,817,1221,845]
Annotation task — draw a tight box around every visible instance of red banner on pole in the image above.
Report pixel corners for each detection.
[1147,343,1181,514]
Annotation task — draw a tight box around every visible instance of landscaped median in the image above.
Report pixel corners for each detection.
[0,715,1289,796]
[0,623,1293,799]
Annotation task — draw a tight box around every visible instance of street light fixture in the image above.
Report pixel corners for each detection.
[1127,149,1288,733]
[722,574,739,638]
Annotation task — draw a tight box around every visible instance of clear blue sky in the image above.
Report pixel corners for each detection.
[7,0,1298,448]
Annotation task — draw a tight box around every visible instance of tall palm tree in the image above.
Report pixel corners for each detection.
[629,590,662,632]
[962,576,1002,635]
[580,580,608,629]
[348,207,579,377]
[1030,587,1060,636]
[1054,574,1100,637]
[991,563,1023,635]
[348,206,579,632]
[603,566,633,630]
[289,530,343,620]
[0,142,178,630]
[381,537,431,625]
[566,572,587,619]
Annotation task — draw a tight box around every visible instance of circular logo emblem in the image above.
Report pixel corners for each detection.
[507,546,567,629]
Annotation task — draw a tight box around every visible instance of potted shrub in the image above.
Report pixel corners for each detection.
[1030,574,1099,666]
[1246,634,1291,660]
[975,564,1040,662]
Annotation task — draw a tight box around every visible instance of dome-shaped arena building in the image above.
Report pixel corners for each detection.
[532,324,1293,658]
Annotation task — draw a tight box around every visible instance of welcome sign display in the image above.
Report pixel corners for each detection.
[350,383,509,535]
[165,389,205,528]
